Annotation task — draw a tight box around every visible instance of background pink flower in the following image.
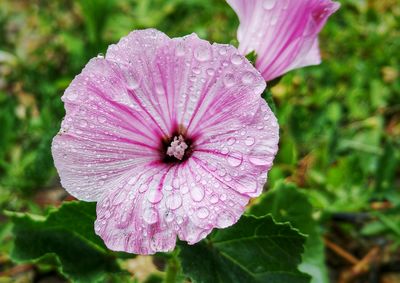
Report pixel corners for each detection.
[227,0,340,81]
[52,29,279,254]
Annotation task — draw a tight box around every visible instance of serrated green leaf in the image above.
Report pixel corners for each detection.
[179,215,310,283]
[8,201,120,283]
[248,181,328,283]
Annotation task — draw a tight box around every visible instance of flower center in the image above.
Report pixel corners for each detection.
[166,135,188,160]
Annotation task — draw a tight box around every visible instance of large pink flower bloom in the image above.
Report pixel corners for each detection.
[52,29,279,254]
[227,0,340,81]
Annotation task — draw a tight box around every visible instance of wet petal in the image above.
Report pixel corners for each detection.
[52,58,162,201]
[227,0,340,81]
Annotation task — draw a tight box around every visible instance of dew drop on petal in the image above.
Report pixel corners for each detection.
[172,179,180,189]
[210,194,219,204]
[194,46,211,62]
[230,54,243,65]
[227,137,236,145]
[196,207,209,219]
[263,0,277,10]
[127,76,139,89]
[221,147,229,155]
[180,185,189,194]
[217,212,235,228]
[223,73,235,87]
[165,194,182,210]
[190,186,205,202]
[155,84,165,95]
[245,137,255,146]
[242,72,255,85]
[147,189,163,204]
[176,216,184,224]
[143,208,158,224]
[139,183,148,193]
[98,116,107,124]
[218,46,228,55]
[226,152,243,167]
[175,42,185,56]
[192,67,201,75]
[206,68,215,76]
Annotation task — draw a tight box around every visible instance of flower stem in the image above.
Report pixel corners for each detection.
[164,252,180,283]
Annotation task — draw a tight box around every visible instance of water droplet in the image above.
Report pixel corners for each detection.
[242,72,255,85]
[126,74,139,89]
[180,185,189,194]
[245,137,255,146]
[227,137,236,146]
[97,116,107,124]
[165,211,175,222]
[176,216,184,224]
[164,185,173,191]
[175,42,185,56]
[223,73,235,87]
[230,54,243,65]
[210,194,219,204]
[143,208,158,224]
[147,189,163,204]
[194,46,211,61]
[165,194,182,210]
[218,46,228,55]
[271,14,279,25]
[172,179,180,189]
[197,207,209,219]
[217,212,235,228]
[263,0,277,10]
[190,186,205,202]
[221,147,229,155]
[192,67,201,74]
[139,183,148,193]
[226,152,243,167]
[206,68,215,76]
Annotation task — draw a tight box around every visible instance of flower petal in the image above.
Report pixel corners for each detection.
[227,0,340,81]
[95,165,178,254]
[154,33,266,136]
[52,58,162,201]
[105,29,174,136]
[194,99,279,198]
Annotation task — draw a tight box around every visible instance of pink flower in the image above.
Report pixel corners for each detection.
[52,29,279,254]
[227,0,340,81]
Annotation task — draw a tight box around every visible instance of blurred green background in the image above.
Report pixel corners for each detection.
[0,0,399,282]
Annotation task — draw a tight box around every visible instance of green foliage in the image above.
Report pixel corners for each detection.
[248,181,328,283]
[7,201,122,283]
[179,215,310,283]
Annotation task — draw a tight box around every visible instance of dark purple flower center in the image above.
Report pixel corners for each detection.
[161,132,194,164]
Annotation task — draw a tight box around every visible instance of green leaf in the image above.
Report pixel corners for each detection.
[7,201,121,283]
[248,181,328,283]
[245,51,257,65]
[262,88,277,114]
[179,215,310,283]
